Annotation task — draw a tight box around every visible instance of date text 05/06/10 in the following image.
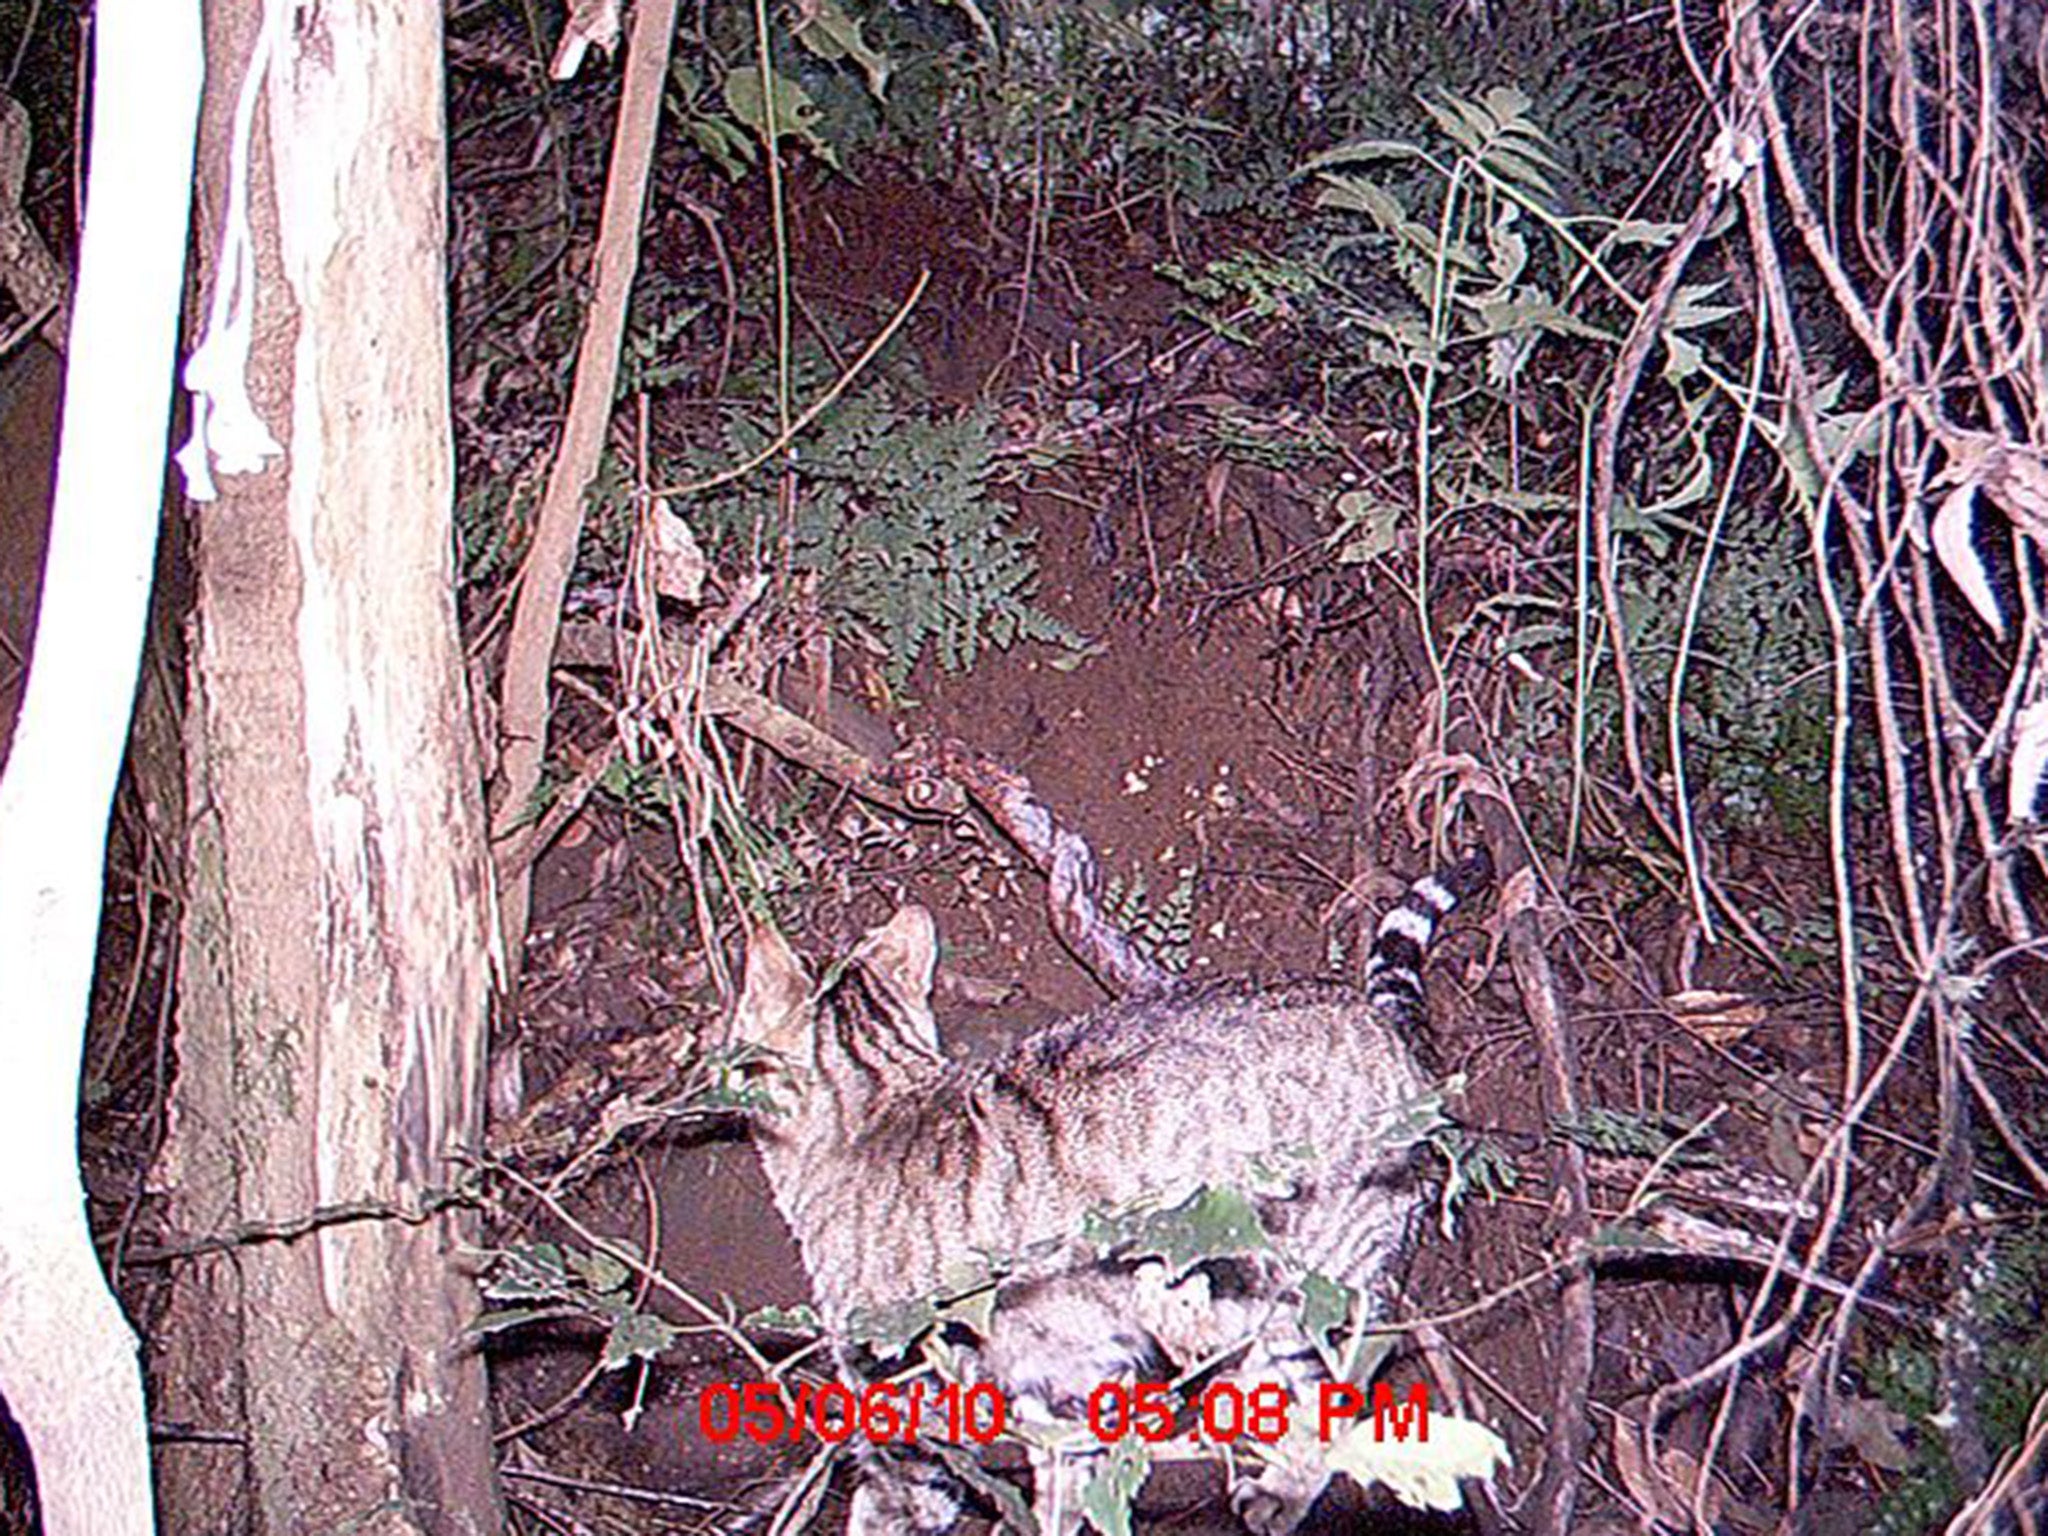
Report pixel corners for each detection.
[696,1379,1432,1448]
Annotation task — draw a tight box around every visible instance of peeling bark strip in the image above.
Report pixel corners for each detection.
[922,735,1174,998]
[152,2,499,1534]
[0,5,198,1535]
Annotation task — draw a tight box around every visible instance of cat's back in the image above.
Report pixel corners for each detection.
[822,975,1434,1262]
[1002,974,1418,1083]
[984,976,1426,1153]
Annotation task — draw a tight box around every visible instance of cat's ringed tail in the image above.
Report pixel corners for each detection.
[1364,850,1493,1016]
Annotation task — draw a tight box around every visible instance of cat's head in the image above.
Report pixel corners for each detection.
[731,905,943,1107]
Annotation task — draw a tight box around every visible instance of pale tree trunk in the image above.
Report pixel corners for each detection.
[0,4,200,1535]
[150,0,501,1533]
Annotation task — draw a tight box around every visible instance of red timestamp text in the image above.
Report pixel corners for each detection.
[1089,1380,1432,1446]
[695,1378,1430,1448]
[1087,1380,1290,1444]
[696,1379,1006,1447]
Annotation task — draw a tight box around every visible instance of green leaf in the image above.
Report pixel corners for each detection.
[1081,1436,1152,1536]
[1484,211,1528,289]
[1496,620,1570,652]
[1084,1185,1270,1275]
[930,1441,1040,1532]
[688,115,755,180]
[1333,490,1404,564]
[469,1304,574,1337]
[1607,218,1684,248]
[1469,297,1614,345]
[482,1243,569,1300]
[1665,279,1740,332]
[1048,637,1107,672]
[1662,329,1704,383]
[1369,1083,1456,1149]
[793,0,891,100]
[568,1245,633,1295]
[1482,145,1560,202]
[1313,173,1406,232]
[1836,1394,1914,1472]
[1487,490,1575,517]
[1555,1105,1715,1161]
[602,1309,679,1370]
[848,1294,941,1356]
[1299,1272,1357,1371]
[741,1303,824,1333]
[1640,430,1715,517]
[722,66,838,168]
[1419,92,1491,156]
[1300,138,1418,173]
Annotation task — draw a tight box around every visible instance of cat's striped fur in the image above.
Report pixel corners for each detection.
[734,854,1490,1534]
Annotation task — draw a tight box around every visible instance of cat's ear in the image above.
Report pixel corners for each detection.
[850,905,940,1050]
[734,914,814,1059]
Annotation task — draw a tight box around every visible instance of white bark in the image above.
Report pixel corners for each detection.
[0,3,202,1535]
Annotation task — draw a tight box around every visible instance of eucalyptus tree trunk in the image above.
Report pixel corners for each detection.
[150,0,501,1531]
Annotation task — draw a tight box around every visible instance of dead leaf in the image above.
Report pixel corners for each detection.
[1830,1393,1913,1472]
[1203,459,1233,532]
[647,498,707,605]
[1930,480,2005,638]
[1664,988,1767,1044]
[1610,1407,1727,1531]
[1940,430,2048,546]
[2009,687,2048,826]
[1765,1095,1809,1183]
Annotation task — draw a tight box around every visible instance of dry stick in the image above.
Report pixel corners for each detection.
[669,190,739,399]
[490,0,680,987]
[649,268,929,499]
[1586,178,1782,962]
[1503,849,1596,1536]
[1945,1381,2048,1536]
[490,715,618,885]
[1875,11,2006,1494]
[994,119,1047,389]
[487,1155,663,1458]
[1735,13,2018,1517]
[1432,692,1595,1535]
[489,1157,780,1385]
[1671,84,1868,1528]
[1656,27,1962,1513]
[552,621,964,821]
[1575,100,1782,963]
[1755,0,2048,794]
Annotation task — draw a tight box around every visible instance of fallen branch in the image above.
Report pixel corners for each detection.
[553,620,963,826]
[918,735,1173,998]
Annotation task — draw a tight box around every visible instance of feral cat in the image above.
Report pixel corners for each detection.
[734,856,1490,1535]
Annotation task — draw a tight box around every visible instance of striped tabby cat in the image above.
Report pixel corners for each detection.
[735,855,1490,1534]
